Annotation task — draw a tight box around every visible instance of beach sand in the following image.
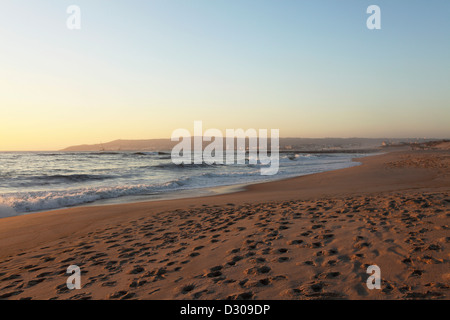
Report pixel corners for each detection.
[0,149,448,300]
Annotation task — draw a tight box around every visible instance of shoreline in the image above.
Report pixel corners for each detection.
[0,149,448,300]
[1,152,370,217]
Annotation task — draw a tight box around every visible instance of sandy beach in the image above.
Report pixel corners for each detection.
[0,148,448,300]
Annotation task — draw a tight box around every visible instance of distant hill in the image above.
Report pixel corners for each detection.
[61,139,172,152]
[60,137,440,152]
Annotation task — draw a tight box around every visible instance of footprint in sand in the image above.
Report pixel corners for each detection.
[244,265,271,275]
[180,283,196,294]
[226,291,254,300]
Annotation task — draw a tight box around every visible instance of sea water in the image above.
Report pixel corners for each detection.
[0,151,367,217]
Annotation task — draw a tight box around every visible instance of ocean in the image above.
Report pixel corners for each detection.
[0,151,367,217]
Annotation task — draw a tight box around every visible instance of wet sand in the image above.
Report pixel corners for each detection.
[0,149,448,300]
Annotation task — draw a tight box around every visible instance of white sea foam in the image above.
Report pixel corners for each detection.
[0,182,182,214]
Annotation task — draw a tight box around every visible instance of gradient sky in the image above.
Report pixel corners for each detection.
[1,0,449,150]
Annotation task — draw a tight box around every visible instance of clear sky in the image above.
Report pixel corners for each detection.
[1,0,449,150]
